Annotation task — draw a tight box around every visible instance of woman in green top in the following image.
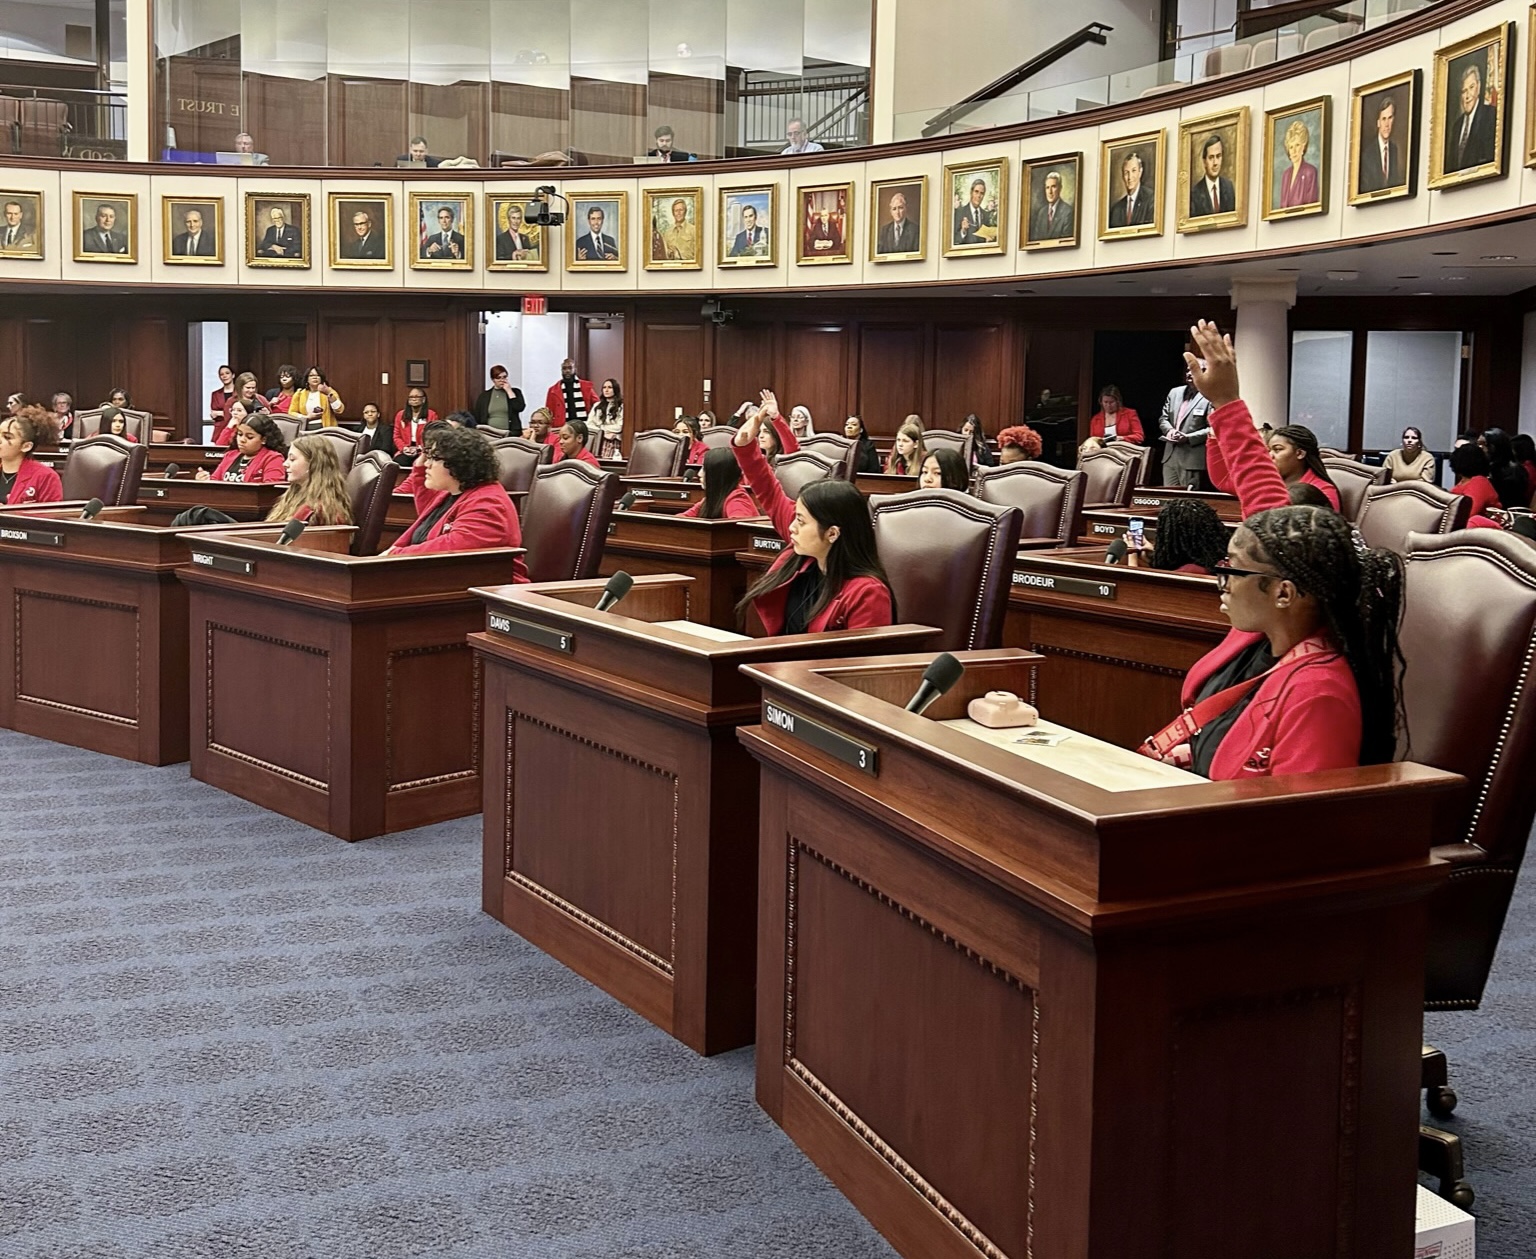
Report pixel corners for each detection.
[471,364,526,436]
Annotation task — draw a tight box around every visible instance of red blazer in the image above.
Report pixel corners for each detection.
[1453,474,1500,520]
[4,457,63,505]
[1206,424,1341,511]
[556,446,601,468]
[686,440,707,466]
[544,378,599,426]
[212,447,287,483]
[392,465,527,578]
[1089,408,1144,444]
[733,432,893,635]
[680,485,760,519]
[392,408,440,452]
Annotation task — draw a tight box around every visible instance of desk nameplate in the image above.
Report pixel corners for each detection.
[1012,570,1116,600]
[0,526,64,547]
[190,551,254,575]
[631,489,691,501]
[764,701,877,775]
[487,610,573,654]
[751,536,785,552]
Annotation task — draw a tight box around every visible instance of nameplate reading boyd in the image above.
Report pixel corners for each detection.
[0,527,63,546]
[487,610,572,654]
[191,552,254,575]
[763,701,877,775]
[1012,570,1116,600]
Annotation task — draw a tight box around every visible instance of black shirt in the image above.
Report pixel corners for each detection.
[1190,638,1274,778]
[406,493,458,547]
[783,563,824,635]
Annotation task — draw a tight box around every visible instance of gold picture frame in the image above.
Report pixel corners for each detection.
[1262,97,1330,221]
[719,184,777,267]
[1019,153,1081,250]
[567,192,628,271]
[942,157,1008,257]
[1528,5,1536,168]
[1348,69,1420,206]
[1428,22,1513,190]
[796,181,853,266]
[644,187,703,271]
[329,192,394,269]
[1099,130,1165,240]
[1177,107,1249,233]
[245,193,310,268]
[73,191,137,263]
[486,195,548,272]
[162,196,224,266]
[409,192,474,269]
[0,190,44,260]
[868,176,926,263]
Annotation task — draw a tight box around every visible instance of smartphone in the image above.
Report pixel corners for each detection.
[1128,517,1145,547]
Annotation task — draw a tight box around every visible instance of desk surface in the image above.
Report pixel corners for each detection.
[938,715,1202,792]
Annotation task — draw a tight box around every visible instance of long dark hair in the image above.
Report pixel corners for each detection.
[242,413,289,455]
[925,449,969,491]
[1151,498,1227,571]
[699,447,744,517]
[1481,427,1529,508]
[1244,505,1404,764]
[674,414,702,442]
[1272,424,1335,488]
[1511,432,1536,465]
[593,378,622,422]
[736,480,892,626]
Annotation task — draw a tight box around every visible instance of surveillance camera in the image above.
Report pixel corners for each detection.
[701,299,720,318]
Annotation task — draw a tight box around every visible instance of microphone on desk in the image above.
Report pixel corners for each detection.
[904,652,964,716]
[1104,537,1128,565]
[618,491,638,511]
[79,498,104,520]
[594,571,634,613]
[163,463,180,479]
[276,518,307,547]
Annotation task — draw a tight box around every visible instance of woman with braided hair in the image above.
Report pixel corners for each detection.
[1140,321,1405,779]
[1125,497,1229,573]
[1206,412,1341,511]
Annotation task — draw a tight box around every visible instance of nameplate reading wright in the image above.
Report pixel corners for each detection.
[1012,570,1116,600]
[190,552,254,575]
[751,536,785,552]
[763,701,878,775]
[486,610,573,654]
[0,527,63,547]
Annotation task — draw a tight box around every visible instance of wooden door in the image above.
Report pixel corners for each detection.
[237,323,310,397]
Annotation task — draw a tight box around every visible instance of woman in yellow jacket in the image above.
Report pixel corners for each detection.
[288,365,345,427]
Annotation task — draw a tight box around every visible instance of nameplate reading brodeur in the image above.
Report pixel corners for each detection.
[0,527,64,547]
[486,610,573,654]
[190,552,254,575]
[1012,570,1117,600]
[763,701,878,775]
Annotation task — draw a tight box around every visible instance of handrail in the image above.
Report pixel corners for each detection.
[808,86,868,142]
[921,21,1112,138]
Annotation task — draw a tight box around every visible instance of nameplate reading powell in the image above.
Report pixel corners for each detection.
[1012,570,1116,600]
[190,552,254,575]
[0,527,64,547]
[631,489,691,501]
[763,701,878,775]
[486,610,573,654]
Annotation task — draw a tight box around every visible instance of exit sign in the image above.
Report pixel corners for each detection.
[522,295,547,315]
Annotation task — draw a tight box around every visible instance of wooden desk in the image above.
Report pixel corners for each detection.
[740,649,1462,1259]
[600,511,764,631]
[1127,484,1242,521]
[619,477,703,514]
[471,575,941,1054]
[38,443,226,476]
[854,471,919,497]
[136,476,287,524]
[1080,506,1238,547]
[179,533,524,840]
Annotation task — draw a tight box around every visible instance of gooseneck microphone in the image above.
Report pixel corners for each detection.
[79,498,104,520]
[276,518,307,547]
[594,571,634,613]
[904,652,965,715]
[617,491,638,511]
[1104,537,1128,565]
[163,463,180,479]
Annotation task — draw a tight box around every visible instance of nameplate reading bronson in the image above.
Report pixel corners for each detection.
[763,701,878,775]
[190,552,254,575]
[486,610,573,654]
[751,536,785,552]
[1012,570,1116,600]
[0,527,63,547]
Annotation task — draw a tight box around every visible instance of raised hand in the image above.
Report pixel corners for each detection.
[1185,320,1239,409]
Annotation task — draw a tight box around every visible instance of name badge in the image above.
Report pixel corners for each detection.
[1012,570,1116,600]
[487,610,572,654]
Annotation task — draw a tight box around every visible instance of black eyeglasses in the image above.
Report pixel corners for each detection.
[1213,558,1275,591]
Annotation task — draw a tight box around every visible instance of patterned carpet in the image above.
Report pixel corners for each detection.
[0,726,1530,1257]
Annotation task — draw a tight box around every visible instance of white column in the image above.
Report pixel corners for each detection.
[125,0,152,160]
[1228,278,1297,431]
[870,0,897,144]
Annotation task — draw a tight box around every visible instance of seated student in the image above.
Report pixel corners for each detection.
[843,415,882,474]
[673,414,707,466]
[1077,436,1104,460]
[392,389,438,465]
[386,424,526,574]
[1141,320,1405,780]
[961,413,996,468]
[1383,427,1434,483]
[526,407,558,450]
[697,410,718,431]
[195,410,288,483]
[555,420,601,467]
[172,434,353,528]
[1126,498,1228,573]
[358,402,395,456]
[732,391,894,634]
[998,425,1043,465]
[680,447,759,519]
[1208,419,1341,511]
[97,405,137,442]
[0,406,63,505]
[919,448,969,491]
[1448,444,1501,524]
[1480,427,1530,510]
[885,421,925,476]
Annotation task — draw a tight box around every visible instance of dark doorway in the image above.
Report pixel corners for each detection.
[576,315,624,397]
[1091,329,1188,454]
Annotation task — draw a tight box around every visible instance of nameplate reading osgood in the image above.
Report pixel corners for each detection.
[191,551,254,575]
[486,610,572,654]
[763,701,877,775]
[1012,570,1116,600]
[751,536,785,552]
[0,527,63,547]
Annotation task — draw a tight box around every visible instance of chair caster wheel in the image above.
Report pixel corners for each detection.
[1427,1085,1459,1119]
[1448,1180,1475,1210]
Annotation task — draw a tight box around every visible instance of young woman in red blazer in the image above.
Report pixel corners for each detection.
[1088,385,1145,445]
[673,414,707,466]
[1143,321,1405,780]
[555,421,602,468]
[386,424,527,577]
[1206,418,1341,511]
[0,406,63,506]
[196,408,288,483]
[1448,444,1502,525]
[732,393,893,635]
[680,447,760,519]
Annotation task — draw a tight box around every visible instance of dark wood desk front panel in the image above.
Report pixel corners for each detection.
[136,477,287,524]
[1126,484,1242,521]
[599,512,764,631]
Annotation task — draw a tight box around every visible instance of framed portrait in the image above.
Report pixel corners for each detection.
[568,193,627,271]
[1530,5,1536,168]
[1177,107,1249,233]
[1019,153,1080,250]
[162,197,223,265]
[796,182,852,266]
[1429,23,1513,189]
[73,192,137,263]
[0,191,44,260]
[329,193,394,269]
[245,193,310,268]
[719,185,777,267]
[868,176,926,262]
[405,360,429,388]
[486,195,547,272]
[1348,70,1421,205]
[1262,97,1330,221]
[644,187,703,271]
[1099,131,1165,240]
[942,158,1007,257]
[410,193,473,269]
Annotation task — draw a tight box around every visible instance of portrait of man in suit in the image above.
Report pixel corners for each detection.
[729,205,767,256]
[573,203,621,266]
[719,188,774,266]
[492,199,541,268]
[1356,91,1406,196]
[796,182,850,265]
[75,196,135,262]
[942,161,1005,256]
[1107,151,1155,229]
[1189,134,1236,218]
[870,179,925,261]
[259,206,299,257]
[346,210,384,258]
[0,193,41,257]
[417,200,468,267]
[1443,61,1496,173]
[332,196,392,266]
[246,198,307,267]
[1023,158,1078,248]
[166,202,220,263]
[951,177,997,247]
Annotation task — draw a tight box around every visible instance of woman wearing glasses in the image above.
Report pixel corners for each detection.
[1141,321,1405,780]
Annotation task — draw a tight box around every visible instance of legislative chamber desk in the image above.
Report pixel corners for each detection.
[179,532,524,840]
[469,575,941,1054]
[135,475,288,524]
[739,649,1463,1259]
[599,510,764,631]
[1080,505,1239,546]
[619,476,703,514]
[1126,484,1241,521]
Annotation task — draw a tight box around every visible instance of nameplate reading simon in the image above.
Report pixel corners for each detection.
[1012,570,1116,600]
[190,552,254,575]
[763,701,878,775]
[751,536,785,552]
[0,527,63,547]
[487,610,573,654]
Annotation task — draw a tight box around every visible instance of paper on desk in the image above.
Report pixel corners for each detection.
[939,716,1205,791]
[651,619,751,643]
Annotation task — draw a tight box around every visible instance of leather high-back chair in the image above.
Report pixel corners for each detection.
[699,427,737,452]
[1096,442,1152,486]
[624,429,687,478]
[345,451,400,555]
[773,451,839,499]
[61,434,146,505]
[306,426,363,473]
[1078,449,1135,507]
[870,489,1023,651]
[489,435,553,496]
[1322,456,1389,521]
[522,462,621,582]
[920,430,968,458]
[1356,482,1470,553]
[271,416,302,445]
[973,461,1087,547]
[798,433,857,480]
[74,407,151,442]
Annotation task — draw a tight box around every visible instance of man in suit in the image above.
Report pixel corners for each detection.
[1158,360,1213,489]
[0,200,35,252]
[805,209,841,254]
[395,136,442,167]
[1029,171,1074,240]
[1188,134,1235,218]
[344,209,385,259]
[876,191,920,254]
[172,208,217,257]
[1107,152,1154,228]
[421,205,465,261]
[575,206,618,262]
[647,125,696,162]
[952,178,995,246]
[232,132,269,164]
[729,204,768,257]
[495,203,534,261]
[258,205,300,258]
[83,202,128,254]
[1446,63,1496,172]
[1358,95,1404,193]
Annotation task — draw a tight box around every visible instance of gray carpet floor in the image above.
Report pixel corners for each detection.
[0,726,1530,1257]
